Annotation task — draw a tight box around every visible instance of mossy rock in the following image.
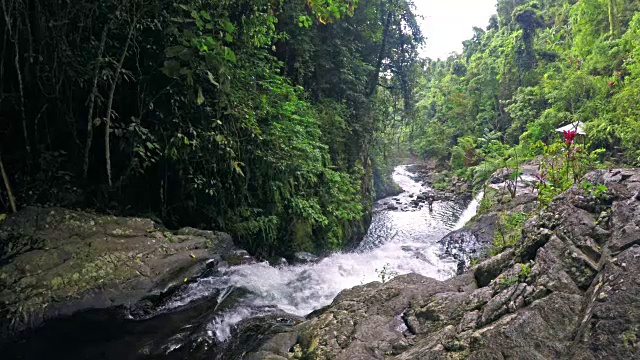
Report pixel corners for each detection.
[0,207,234,339]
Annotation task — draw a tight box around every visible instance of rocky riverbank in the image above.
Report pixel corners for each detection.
[408,163,474,201]
[0,207,238,341]
[234,168,640,359]
[439,172,540,275]
[381,163,474,213]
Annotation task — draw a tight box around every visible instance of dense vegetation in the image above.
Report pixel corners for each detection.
[4,0,639,257]
[0,0,422,256]
[407,0,640,188]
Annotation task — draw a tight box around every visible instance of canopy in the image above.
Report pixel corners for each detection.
[555,121,586,135]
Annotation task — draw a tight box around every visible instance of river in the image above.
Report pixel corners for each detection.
[6,165,481,359]
[160,165,480,345]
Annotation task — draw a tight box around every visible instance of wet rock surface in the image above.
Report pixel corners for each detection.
[291,251,320,264]
[0,207,234,340]
[439,176,539,275]
[243,169,640,359]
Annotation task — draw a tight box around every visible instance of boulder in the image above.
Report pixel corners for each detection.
[488,167,513,184]
[223,249,256,265]
[0,207,234,339]
[292,252,319,264]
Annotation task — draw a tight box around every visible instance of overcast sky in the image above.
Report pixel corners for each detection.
[414,0,497,59]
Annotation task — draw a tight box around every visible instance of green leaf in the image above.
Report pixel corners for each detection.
[223,47,237,63]
[206,71,219,86]
[200,10,211,21]
[220,19,235,33]
[197,86,204,105]
[232,161,245,176]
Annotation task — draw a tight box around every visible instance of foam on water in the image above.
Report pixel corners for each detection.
[162,165,480,341]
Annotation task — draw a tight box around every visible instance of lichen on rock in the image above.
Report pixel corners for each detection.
[0,207,234,339]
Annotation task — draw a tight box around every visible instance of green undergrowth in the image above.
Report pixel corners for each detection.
[490,211,528,256]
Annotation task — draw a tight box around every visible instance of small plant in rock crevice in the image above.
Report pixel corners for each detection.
[492,275,519,289]
[376,263,398,284]
[519,260,535,280]
[490,212,528,255]
[491,261,535,290]
[580,181,609,201]
[470,257,481,268]
[533,139,606,210]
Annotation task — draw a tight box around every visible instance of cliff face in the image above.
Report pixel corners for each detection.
[245,169,640,359]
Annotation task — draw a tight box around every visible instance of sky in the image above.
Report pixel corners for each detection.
[414,0,497,59]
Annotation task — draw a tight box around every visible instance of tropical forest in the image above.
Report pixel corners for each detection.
[1,0,640,359]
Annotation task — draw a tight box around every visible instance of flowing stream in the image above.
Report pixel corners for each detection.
[162,165,481,343]
[6,165,482,359]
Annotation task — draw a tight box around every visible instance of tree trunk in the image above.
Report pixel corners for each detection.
[0,154,17,213]
[608,0,617,36]
[83,24,109,181]
[104,18,136,187]
[2,0,30,160]
[367,0,394,99]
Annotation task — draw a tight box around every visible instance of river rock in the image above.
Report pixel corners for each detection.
[0,207,234,339]
[489,167,513,184]
[240,169,640,359]
[292,251,319,264]
[223,249,256,265]
[217,314,305,360]
[269,257,289,267]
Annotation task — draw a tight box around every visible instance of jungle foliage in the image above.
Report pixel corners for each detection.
[409,0,640,185]
[0,0,422,256]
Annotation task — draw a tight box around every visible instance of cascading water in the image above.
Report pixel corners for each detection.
[161,165,482,343]
[453,190,483,230]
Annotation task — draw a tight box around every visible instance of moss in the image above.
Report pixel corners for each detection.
[290,219,314,253]
[50,276,64,290]
[164,231,175,242]
[308,337,319,353]
[5,250,137,330]
[621,329,638,348]
[489,212,528,256]
[477,187,499,216]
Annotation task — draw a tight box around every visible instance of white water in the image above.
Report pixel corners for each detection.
[453,190,483,230]
[162,165,481,341]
